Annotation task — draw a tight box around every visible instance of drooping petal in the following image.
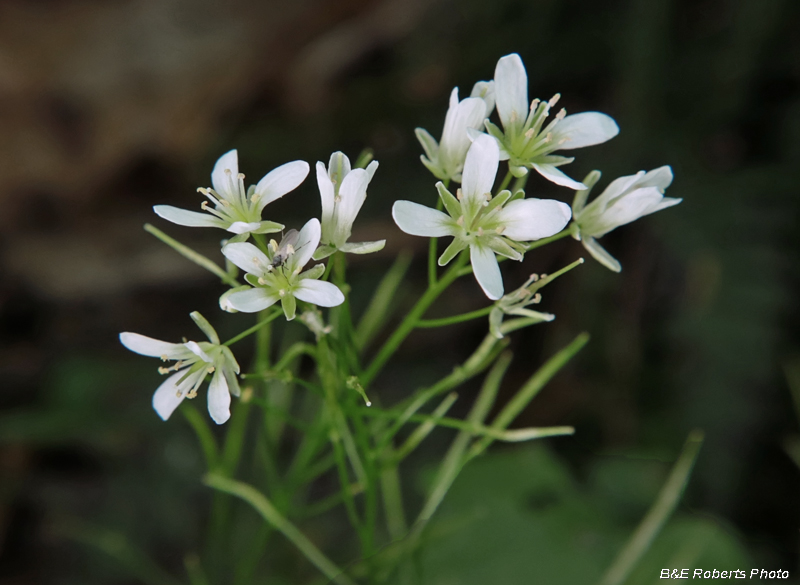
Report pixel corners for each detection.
[227,221,263,234]
[294,279,345,307]
[588,187,667,237]
[153,206,228,229]
[582,236,622,272]
[152,369,198,421]
[392,201,456,237]
[227,287,281,313]
[254,161,310,211]
[211,150,239,199]
[207,370,231,425]
[494,54,529,132]
[470,243,503,300]
[339,240,386,254]
[222,242,270,276]
[496,199,572,241]
[552,112,619,150]
[119,332,191,360]
[531,163,587,190]
[462,134,500,202]
[291,218,322,272]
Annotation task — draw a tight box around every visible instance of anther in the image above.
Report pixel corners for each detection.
[334,196,341,203]
[529,99,540,111]
[532,293,542,303]
[237,173,245,180]
[201,201,209,210]
[477,227,484,236]
[495,226,505,234]
[224,168,232,175]
[160,354,169,362]
[544,133,552,143]
[510,111,518,123]
[456,216,465,226]
[525,128,536,139]
[258,277,267,285]
[555,108,566,120]
[548,93,561,108]
[207,366,215,373]
[279,289,286,297]
[456,188,463,201]
[158,367,169,375]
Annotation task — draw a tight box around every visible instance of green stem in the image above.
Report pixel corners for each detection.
[362,252,469,387]
[182,405,219,470]
[204,474,357,585]
[428,198,445,287]
[416,306,493,328]
[468,332,589,460]
[497,169,514,193]
[223,309,282,346]
[144,224,240,287]
[598,431,705,585]
[525,225,576,251]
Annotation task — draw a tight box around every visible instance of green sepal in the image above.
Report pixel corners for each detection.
[420,155,448,181]
[281,294,297,321]
[572,170,602,215]
[486,236,522,261]
[244,273,261,287]
[252,221,284,234]
[301,263,326,280]
[312,245,336,261]
[483,189,512,216]
[415,127,439,162]
[438,238,468,266]
[436,182,462,218]
[190,311,220,344]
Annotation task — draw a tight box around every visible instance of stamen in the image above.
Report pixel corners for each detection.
[186,389,197,399]
[334,195,341,203]
[510,110,518,123]
[252,256,261,265]
[543,133,552,143]
[158,366,170,375]
[532,293,542,303]
[555,108,566,121]
[477,227,484,236]
[495,226,505,234]
[529,99,540,111]
[456,216,465,226]
[207,366,215,373]
[548,93,561,108]
[456,188,463,201]
[525,128,536,139]
[278,289,286,297]
[160,354,168,362]
[258,277,267,285]
[269,240,278,253]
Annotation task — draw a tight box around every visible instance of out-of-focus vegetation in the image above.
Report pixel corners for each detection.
[1,0,798,582]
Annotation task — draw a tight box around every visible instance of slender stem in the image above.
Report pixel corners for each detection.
[416,306,493,328]
[525,225,575,251]
[223,309,282,346]
[144,224,240,287]
[497,169,513,193]
[362,252,469,387]
[598,431,705,585]
[204,474,357,585]
[428,198,445,287]
[182,405,219,470]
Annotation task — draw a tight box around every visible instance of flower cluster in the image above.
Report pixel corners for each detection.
[124,147,383,422]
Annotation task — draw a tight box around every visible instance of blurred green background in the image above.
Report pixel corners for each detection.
[1,0,798,583]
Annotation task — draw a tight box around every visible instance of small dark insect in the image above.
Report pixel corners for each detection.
[269,229,301,269]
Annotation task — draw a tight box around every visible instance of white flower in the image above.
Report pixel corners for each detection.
[572,166,681,272]
[415,82,495,183]
[154,149,309,238]
[313,152,385,260]
[221,218,345,320]
[120,312,240,424]
[485,53,619,189]
[392,134,571,300]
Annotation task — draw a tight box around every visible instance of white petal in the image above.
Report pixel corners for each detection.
[328,151,352,180]
[207,370,231,425]
[638,165,673,191]
[211,150,239,198]
[316,161,336,234]
[590,187,667,236]
[255,160,310,211]
[462,135,500,202]
[152,369,195,421]
[185,341,213,363]
[365,160,379,182]
[552,113,619,150]
[392,201,455,237]
[335,168,370,236]
[339,240,386,254]
[294,279,345,307]
[227,287,281,313]
[494,54,529,131]
[227,221,262,234]
[531,163,587,190]
[153,206,227,229]
[222,242,270,275]
[440,97,487,173]
[120,332,190,359]
[470,243,503,300]
[291,218,322,271]
[582,237,621,272]
[496,199,572,241]
[471,80,496,117]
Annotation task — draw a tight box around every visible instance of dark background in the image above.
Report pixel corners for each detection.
[1,0,798,582]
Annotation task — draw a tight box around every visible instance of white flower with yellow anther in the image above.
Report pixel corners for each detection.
[154,149,309,238]
[313,152,385,260]
[415,81,495,183]
[572,166,681,272]
[119,312,240,424]
[484,53,619,189]
[221,218,344,320]
[392,134,571,300]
